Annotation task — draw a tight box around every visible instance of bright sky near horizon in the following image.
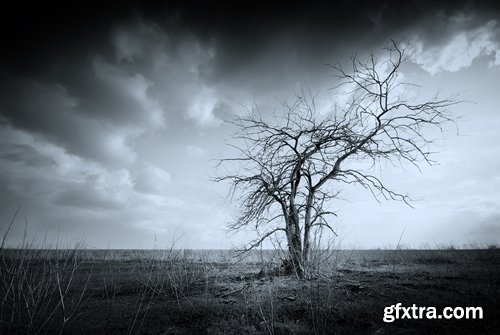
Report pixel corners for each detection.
[0,1,499,249]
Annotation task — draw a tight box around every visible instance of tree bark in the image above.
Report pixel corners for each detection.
[302,192,314,263]
[285,213,304,278]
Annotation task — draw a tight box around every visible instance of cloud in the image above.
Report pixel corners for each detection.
[0,125,132,208]
[186,144,207,157]
[112,21,171,65]
[0,74,144,167]
[0,143,57,168]
[0,18,229,247]
[133,163,172,195]
[52,169,133,210]
[1,2,500,249]
[186,87,222,127]
[110,22,224,128]
[0,124,195,246]
[409,19,500,74]
[92,57,165,126]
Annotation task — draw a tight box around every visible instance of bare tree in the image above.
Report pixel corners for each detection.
[216,41,460,278]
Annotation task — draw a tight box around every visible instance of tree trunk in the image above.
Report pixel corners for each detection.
[303,223,310,264]
[286,215,304,278]
[302,192,314,263]
[302,189,314,263]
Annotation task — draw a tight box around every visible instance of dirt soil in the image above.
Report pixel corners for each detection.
[3,249,500,334]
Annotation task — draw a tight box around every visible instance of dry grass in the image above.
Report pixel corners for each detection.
[1,213,499,334]
[0,245,90,334]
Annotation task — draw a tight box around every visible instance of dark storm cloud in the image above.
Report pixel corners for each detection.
[149,0,500,84]
[0,1,136,77]
[0,74,142,166]
[3,1,498,77]
[2,1,498,106]
[0,143,57,168]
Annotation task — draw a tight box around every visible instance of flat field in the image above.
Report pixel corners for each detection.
[1,248,499,334]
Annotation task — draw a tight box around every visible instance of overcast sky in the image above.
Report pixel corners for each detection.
[1,0,499,249]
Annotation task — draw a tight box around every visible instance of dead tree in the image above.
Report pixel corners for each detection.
[216,41,460,278]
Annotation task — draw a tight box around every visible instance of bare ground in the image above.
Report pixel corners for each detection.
[1,249,499,334]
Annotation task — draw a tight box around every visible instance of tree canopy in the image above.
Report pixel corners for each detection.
[216,42,460,277]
